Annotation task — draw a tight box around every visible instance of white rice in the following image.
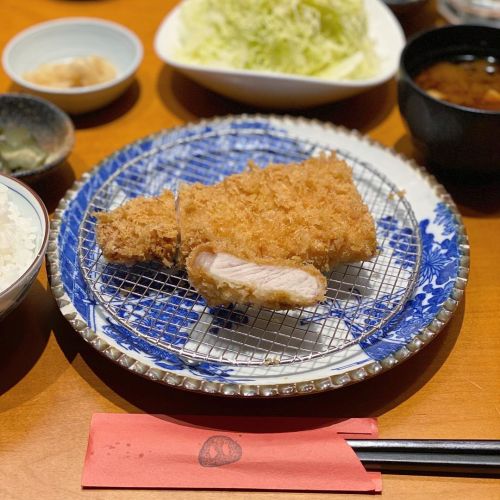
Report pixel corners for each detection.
[0,183,38,292]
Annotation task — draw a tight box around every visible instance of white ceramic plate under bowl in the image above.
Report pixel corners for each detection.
[47,115,469,397]
[154,0,405,108]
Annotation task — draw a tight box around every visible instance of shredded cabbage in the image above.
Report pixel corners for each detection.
[175,0,379,80]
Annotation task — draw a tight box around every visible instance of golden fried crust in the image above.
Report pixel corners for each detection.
[178,153,377,271]
[95,190,178,266]
[186,242,327,309]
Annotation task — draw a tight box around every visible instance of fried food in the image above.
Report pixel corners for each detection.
[186,242,327,309]
[95,190,178,267]
[95,153,377,309]
[178,153,376,271]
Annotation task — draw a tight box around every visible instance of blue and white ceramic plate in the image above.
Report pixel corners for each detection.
[47,116,469,397]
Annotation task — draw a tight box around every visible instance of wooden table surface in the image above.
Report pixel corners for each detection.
[1,1,499,499]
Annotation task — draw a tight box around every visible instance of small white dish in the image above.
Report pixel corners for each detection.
[0,174,49,320]
[154,0,405,108]
[2,17,143,114]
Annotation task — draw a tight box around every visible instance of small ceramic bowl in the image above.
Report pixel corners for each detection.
[0,93,74,180]
[0,173,49,320]
[398,25,500,174]
[154,0,405,108]
[2,17,143,114]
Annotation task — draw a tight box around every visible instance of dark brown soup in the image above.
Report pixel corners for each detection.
[414,56,500,111]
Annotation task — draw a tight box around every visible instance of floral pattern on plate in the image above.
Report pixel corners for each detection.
[47,116,469,396]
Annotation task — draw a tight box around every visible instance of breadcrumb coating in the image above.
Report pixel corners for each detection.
[95,153,377,309]
[95,190,178,266]
[178,153,377,271]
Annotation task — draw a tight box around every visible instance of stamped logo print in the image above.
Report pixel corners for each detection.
[198,435,242,467]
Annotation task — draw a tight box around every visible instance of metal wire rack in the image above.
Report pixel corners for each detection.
[78,128,422,366]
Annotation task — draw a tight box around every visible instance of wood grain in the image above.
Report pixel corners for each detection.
[1,1,499,499]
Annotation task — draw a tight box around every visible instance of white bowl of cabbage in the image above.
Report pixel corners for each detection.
[155,0,405,108]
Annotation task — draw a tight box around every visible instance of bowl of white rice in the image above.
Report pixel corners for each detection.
[0,173,49,320]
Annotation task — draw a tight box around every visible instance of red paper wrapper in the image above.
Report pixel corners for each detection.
[82,414,381,493]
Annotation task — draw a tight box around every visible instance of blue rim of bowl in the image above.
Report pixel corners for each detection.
[1,17,144,96]
[0,93,75,178]
[400,24,500,116]
[0,173,50,299]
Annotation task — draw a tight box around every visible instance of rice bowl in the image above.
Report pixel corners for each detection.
[0,174,49,319]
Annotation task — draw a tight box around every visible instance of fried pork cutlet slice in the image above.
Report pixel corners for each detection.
[95,190,178,267]
[95,153,377,310]
[187,243,327,309]
[178,153,377,272]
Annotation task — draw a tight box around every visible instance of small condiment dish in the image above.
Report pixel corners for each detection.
[0,93,74,180]
[2,17,143,114]
[154,0,405,108]
[0,173,49,320]
[398,25,500,175]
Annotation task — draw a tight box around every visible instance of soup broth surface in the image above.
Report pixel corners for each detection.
[415,56,500,111]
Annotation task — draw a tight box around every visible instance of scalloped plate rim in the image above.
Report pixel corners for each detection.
[46,114,469,397]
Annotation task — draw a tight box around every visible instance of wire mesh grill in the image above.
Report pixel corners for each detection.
[78,128,422,366]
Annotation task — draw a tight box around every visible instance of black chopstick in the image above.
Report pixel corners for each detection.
[346,439,500,476]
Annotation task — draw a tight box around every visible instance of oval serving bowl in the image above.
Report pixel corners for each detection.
[154,0,405,108]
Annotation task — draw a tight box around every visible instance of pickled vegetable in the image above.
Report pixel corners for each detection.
[0,127,47,173]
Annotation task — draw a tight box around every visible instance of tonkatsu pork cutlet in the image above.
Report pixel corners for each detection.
[95,190,178,267]
[180,153,376,308]
[179,153,376,261]
[187,243,327,310]
[95,153,377,309]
